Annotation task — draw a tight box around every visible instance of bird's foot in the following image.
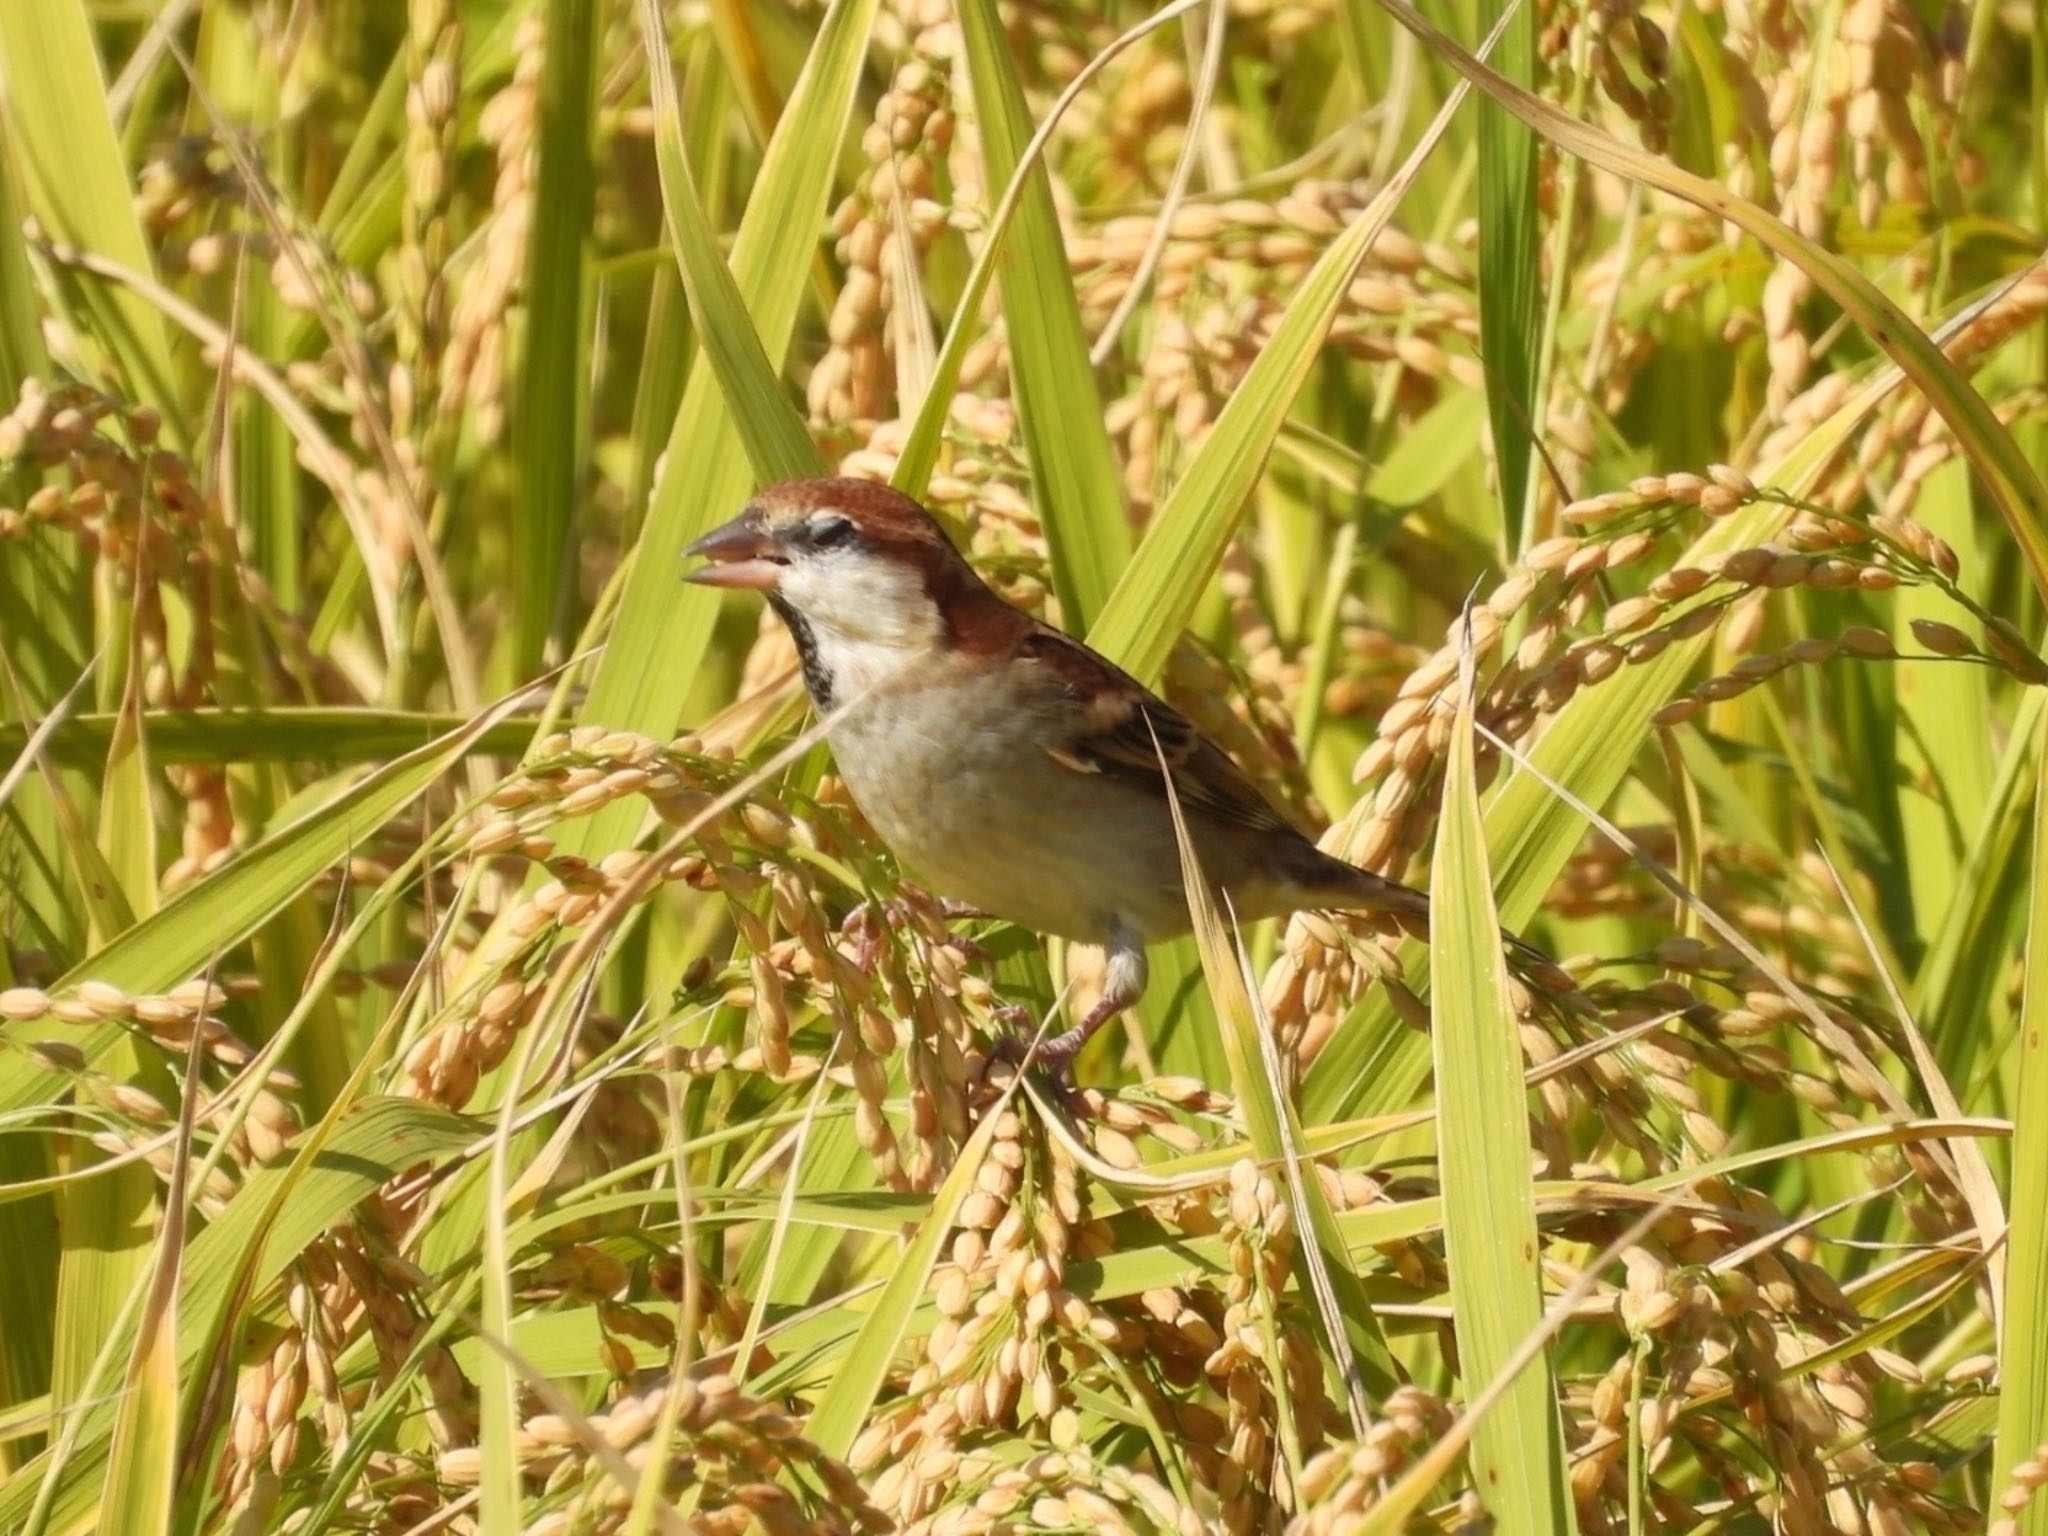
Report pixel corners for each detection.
[978,1007,1103,1120]
[983,1005,1057,1071]
[841,895,991,974]
[840,898,907,974]
[1027,1021,1092,1079]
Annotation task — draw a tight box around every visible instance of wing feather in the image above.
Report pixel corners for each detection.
[1017,629,1293,836]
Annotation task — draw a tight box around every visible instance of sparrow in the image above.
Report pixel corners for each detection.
[684,476,1462,1075]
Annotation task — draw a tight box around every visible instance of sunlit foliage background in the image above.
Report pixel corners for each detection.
[0,0,2045,1531]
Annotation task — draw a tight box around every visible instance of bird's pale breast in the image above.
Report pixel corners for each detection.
[823,654,1200,944]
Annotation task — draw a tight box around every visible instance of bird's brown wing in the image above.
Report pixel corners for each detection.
[1016,627,1295,836]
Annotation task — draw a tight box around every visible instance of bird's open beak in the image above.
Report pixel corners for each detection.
[683,511,785,590]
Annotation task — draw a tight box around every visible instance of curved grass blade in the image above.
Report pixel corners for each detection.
[639,0,821,484]
[0,682,545,1114]
[892,0,1210,504]
[1085,29,1495,684]
[1376,0,2048,608]
[1088,1,1225,368]
[953,0,1129,629]
[552,0,876,864]
[803,1072,1016,1459]
[0,0,180,423]
[1913,690,2044,1072]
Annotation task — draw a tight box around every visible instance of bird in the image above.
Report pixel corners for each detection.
[683,476,1488,1078]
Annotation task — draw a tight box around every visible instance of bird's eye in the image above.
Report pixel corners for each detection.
[808,513,856,548]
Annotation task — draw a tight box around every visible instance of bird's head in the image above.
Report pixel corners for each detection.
[684,477,984,652]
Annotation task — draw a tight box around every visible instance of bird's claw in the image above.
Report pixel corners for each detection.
[839,899,894,975]
[981,1007,1095,1119]
[841,895,991,974]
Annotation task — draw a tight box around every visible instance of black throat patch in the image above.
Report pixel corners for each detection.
[768,594,835,710]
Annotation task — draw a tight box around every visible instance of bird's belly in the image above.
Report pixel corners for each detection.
[827,685,1192,944]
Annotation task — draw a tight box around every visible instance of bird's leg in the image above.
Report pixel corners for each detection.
[1030,929,1149,1082]
[977,927,1148,1118]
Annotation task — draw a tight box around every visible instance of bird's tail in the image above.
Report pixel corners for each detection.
[1301,853,1555,983]
[1306,861,1432,934]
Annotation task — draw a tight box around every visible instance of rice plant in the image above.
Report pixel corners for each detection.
[0,0,2043,1531]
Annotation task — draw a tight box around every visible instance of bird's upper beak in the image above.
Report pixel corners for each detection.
[683,510,785,590]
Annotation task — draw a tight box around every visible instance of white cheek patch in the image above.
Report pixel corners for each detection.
[772,551,944,707]
[784,555,940,650]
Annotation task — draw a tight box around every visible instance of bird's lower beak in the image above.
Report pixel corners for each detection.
[683,513,785,590]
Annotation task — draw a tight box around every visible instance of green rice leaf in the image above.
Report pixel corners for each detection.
[0,0,180,422]
[0,120,48,397]
[509,0,601,680]
[97,1057,191,1536]
[94,679,156,931]
[1085,53,1479,683]
[0,686,539,1115]
[0,708,537,767]
[953,0,1129,630]
[1427,625,1574,1532]
[550,0,874,864]
[1992,721,2048,1531]
[640,0,823,484]
[1890,460,1993,945]
[1160,726,1400,1407]
[1913,691,2043,1088]
[0,1099,478,1534]
[1474,0,1540,549]
[1379,0,2048,609]
[804,1080,1011,1458]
